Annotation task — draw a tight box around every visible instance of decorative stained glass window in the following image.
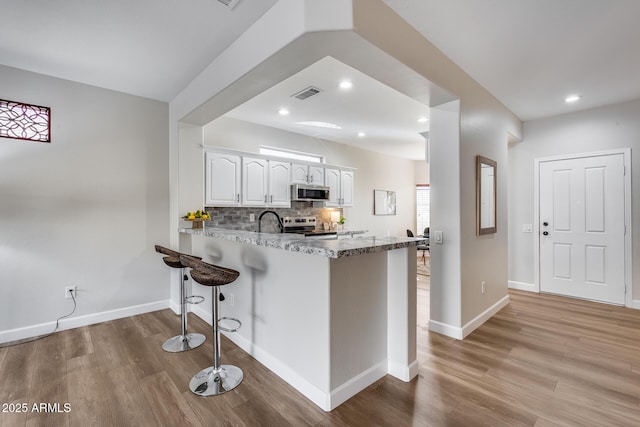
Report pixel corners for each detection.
[0,99,51,142]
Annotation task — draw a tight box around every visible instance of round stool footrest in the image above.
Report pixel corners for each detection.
[218,317,241,332]
[185,295,205,305]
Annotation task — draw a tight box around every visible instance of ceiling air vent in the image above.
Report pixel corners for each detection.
[291,86,322,100]
[217,0,241,9]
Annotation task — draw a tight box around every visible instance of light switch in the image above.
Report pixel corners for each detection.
[433,231,443,244]
[522,224,533,233]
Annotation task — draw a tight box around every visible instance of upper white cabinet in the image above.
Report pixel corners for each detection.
[291,163,325,185]
[242,157,291,207]
[204,147,351,208]
[325,168,354,207]
[340,170,354,206]
[268,160,292,206]
[242,157,268,206]
[205,151,241,206]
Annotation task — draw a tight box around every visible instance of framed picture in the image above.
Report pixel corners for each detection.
[374,190,396,215]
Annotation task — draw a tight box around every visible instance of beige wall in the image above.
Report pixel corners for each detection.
[509,99,640,306]
[201,116,417,237]
[353,0,522,330]
[0,65,170,340]
[170,0,523,336]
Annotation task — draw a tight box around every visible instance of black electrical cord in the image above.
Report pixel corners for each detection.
[0,290,77,348]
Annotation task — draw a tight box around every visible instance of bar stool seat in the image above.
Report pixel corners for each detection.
[155,245,206,353]
[180,255,243,397]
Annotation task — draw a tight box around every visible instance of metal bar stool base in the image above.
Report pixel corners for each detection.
[189,365,243,396]
[162,333,206,353]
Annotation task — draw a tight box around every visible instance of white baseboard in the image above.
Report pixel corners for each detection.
[169,299,181,315]
[461,295,510,339]
[388,359,419,382]
[632,300,640,310]
[508,280,538,292]
[0,300,170,345]
[191,306,409,411]
[428,319,463,339]
[429,294,510,340]
[329,361,387,410]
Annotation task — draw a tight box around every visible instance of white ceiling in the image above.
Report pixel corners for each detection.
[382,0,640,121]
[2,0,639,156]
[224,56,431,160]
[0,0,277,102]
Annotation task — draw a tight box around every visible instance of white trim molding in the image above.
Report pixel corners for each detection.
[0,300,170,345]
[429,295,510,340]
[508,281,538,292]
[534,148,633,307]
[461,295,510,339]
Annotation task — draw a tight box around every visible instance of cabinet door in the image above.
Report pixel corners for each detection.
[340,170,354,206]
[325,168,341,207]
[205,152,241,206]
[269,160,291,207]
[242,157,268,206]
[291,163,309,184]
[308,166,324,185]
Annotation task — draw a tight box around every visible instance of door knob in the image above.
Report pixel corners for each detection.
[543,231,549,236]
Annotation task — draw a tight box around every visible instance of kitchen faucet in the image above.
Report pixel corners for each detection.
[258,210,284,233]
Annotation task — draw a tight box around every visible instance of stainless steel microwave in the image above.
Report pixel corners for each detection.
[291,184,330,201]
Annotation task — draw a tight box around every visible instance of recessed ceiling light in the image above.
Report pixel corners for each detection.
[357,132,366,138]
[339,81,353,90]
[417,117,428,123]
[278,108,290,116]
[296,121,342,129]
[565,95,581,103]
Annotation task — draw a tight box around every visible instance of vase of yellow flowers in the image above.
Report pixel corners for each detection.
[182,210,210,229]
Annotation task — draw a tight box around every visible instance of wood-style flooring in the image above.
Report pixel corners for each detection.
[2,273,640,426]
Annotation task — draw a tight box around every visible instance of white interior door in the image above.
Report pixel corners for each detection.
[539,153,625,304]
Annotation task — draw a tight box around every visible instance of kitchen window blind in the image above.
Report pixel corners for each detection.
[416,184,430,233]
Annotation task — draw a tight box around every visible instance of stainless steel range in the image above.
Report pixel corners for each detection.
[282,216,337,238]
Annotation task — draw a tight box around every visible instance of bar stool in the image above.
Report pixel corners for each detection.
[180,254,243,396]
[155,245,206,352]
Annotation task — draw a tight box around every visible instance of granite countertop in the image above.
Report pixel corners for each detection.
[179,227,425,259]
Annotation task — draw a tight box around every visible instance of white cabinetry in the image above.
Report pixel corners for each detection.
[205,151,241,206]
[242,157,268,206]
[325,168,354,207]
[204,147,352,208]
[340,170,354,206]
[291,163,324,185]
[269,160,292,206]
[242,157,291,207]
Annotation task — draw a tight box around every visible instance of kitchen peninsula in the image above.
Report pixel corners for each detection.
[179,227,420,411]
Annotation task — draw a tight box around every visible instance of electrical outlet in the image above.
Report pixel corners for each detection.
[229,293,235,307]
[481,281,485,294]
[65,286,77,299]
[249,214,255,222]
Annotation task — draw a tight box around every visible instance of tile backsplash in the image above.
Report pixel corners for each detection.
[201,202,342,233]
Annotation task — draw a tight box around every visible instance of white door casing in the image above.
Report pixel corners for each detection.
[537,151,630,305]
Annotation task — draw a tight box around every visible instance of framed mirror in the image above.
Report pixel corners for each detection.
[476,155,497,235]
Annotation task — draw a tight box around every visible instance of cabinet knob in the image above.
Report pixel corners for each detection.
[543,231,549,236]
[543,221,549,227]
